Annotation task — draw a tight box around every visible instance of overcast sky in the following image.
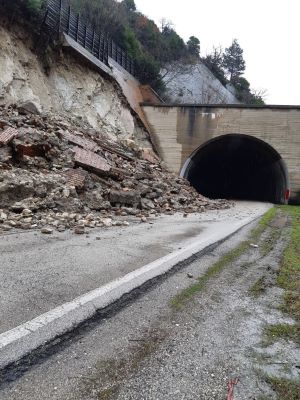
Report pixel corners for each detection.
[134,0,300,105]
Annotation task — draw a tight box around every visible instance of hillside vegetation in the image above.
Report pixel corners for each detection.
[1,0,264,104]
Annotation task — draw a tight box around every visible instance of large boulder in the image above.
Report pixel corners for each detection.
[109,189,140,207]
[18,101,42,115]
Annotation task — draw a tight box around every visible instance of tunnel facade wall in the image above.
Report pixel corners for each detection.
[142,105,300,203]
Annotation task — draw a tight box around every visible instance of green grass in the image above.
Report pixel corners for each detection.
[277,206,300,320]
[170,208,277,310]
[250,206,277,242]
[250,276,266,297]
[265,376,300,400]
[171,240,249,310]
[262,206,300,346]
[264,323,300,345]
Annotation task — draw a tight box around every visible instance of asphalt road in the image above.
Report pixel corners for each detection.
[0,201,270,334]
[1,201,295,400]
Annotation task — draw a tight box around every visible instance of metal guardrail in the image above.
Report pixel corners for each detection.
[44,0,135,76]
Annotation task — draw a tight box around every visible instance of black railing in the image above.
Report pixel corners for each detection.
[44,0,135,76]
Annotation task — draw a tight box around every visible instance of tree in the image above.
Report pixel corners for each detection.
[121,25,140,58]
[249,88,267,105]
[122,0,136,12]
[235,76,250,92]
[0,0,43,20]
[222,39,245,83]
[202,46,227,86]
[234,77,266,105]
[187,36,200,58]
[71,0,126,37]
[159,18,174,33]
[135,52,165,92]
[161,27,186,62]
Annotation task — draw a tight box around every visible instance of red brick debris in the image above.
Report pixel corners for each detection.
[0,103,232,235]
[15,143,51,158]
[0,127,18,146]
[62,131,99,152]
[74,146,111,175]
[65,168,87,189]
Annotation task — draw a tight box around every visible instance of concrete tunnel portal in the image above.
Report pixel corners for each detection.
[181,134,289,204]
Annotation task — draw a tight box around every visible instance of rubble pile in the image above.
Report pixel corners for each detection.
[0,103,231,234]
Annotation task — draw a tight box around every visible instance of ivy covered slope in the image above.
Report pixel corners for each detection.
[1,0,265,104]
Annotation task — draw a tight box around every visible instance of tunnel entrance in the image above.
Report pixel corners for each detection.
[181,134,289,204]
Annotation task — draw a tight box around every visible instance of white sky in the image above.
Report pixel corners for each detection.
[134,0,300,105]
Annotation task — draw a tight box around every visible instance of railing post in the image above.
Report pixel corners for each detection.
[131,60,134,75]
[58,0,62,33]
[104,35,109,65]
[67,5,71,35]
[83,24,87,48]
[111,39,114,59]
[98,33,102,60]
[92,28,95,54]
[76,13,79,41]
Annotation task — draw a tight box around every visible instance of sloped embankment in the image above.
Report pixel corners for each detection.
[0,23,146,143]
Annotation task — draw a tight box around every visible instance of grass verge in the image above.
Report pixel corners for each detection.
[263,206,300,346]
[264,322,300,345]
[277,205,300,320]
[261,206,300,398]
[265,376,300,400]
[249,206,277,242]
[170,207,277,310]
[249,276,266,297]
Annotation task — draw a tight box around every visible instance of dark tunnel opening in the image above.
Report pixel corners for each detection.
[181,134,289,204]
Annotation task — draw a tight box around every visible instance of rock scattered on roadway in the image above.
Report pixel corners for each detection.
[0,103,231,234]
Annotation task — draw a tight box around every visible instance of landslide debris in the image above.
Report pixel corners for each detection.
[0,103,231,234]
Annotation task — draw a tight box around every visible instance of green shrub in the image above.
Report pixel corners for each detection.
[121,25,140,59]
[135,52,165,92]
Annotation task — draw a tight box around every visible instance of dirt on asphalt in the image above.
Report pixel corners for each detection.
[0,207,299,400]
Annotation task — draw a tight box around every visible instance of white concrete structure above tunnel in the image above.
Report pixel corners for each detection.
[141,104,300,204]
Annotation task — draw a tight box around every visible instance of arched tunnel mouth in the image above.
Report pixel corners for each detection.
[181,134,289,204]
